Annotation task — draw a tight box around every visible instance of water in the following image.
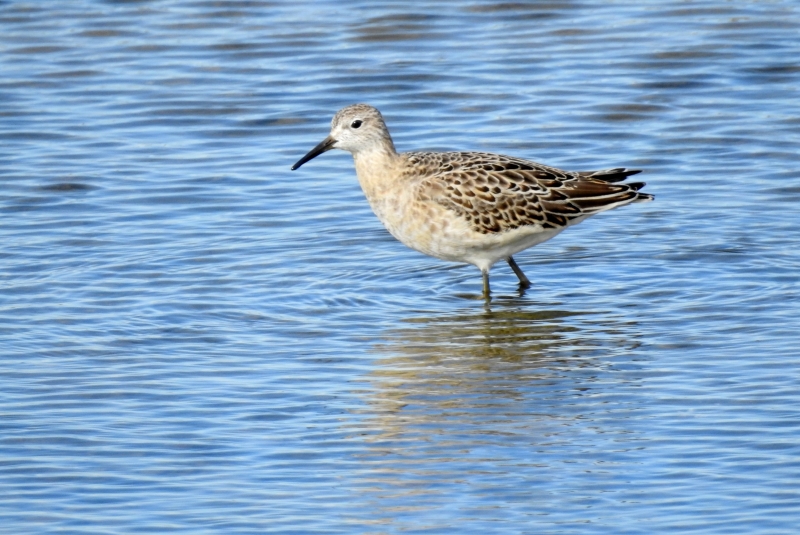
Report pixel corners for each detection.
[1,1,799,533]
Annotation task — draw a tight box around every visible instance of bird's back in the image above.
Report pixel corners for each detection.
[404,151,651,236]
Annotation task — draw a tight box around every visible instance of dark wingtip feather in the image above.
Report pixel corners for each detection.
[582,167,642,183]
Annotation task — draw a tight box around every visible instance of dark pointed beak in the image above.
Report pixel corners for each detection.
[291,136,337,170]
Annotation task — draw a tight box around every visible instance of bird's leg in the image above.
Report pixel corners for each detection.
[482,269,491,300]
[507,256,531,289]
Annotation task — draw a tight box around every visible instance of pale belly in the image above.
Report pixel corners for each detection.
[368,195,565,271]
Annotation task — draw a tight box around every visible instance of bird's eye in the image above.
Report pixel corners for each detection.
[350,119,363,129]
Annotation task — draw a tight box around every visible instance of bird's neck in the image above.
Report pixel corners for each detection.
[353,145,401,201]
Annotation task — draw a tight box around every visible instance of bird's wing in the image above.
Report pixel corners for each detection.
[410,152,650,235]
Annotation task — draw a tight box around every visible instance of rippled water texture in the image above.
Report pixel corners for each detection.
[2,1,800,533]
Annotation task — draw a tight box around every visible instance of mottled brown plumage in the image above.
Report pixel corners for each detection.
[408,151,650,235]
[292,104,653,299]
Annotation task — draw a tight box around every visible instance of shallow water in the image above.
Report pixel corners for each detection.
[2,1,800,533]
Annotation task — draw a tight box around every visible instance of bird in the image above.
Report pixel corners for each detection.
[291,104,652,299]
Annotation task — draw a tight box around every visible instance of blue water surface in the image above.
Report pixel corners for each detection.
[1,1,799,533]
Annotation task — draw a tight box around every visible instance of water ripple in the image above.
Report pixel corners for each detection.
[1,0,800,533]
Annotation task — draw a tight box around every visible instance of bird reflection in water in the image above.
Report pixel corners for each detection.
[345,304,644,527]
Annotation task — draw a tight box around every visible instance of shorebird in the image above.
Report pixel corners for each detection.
[291,104,652,299]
